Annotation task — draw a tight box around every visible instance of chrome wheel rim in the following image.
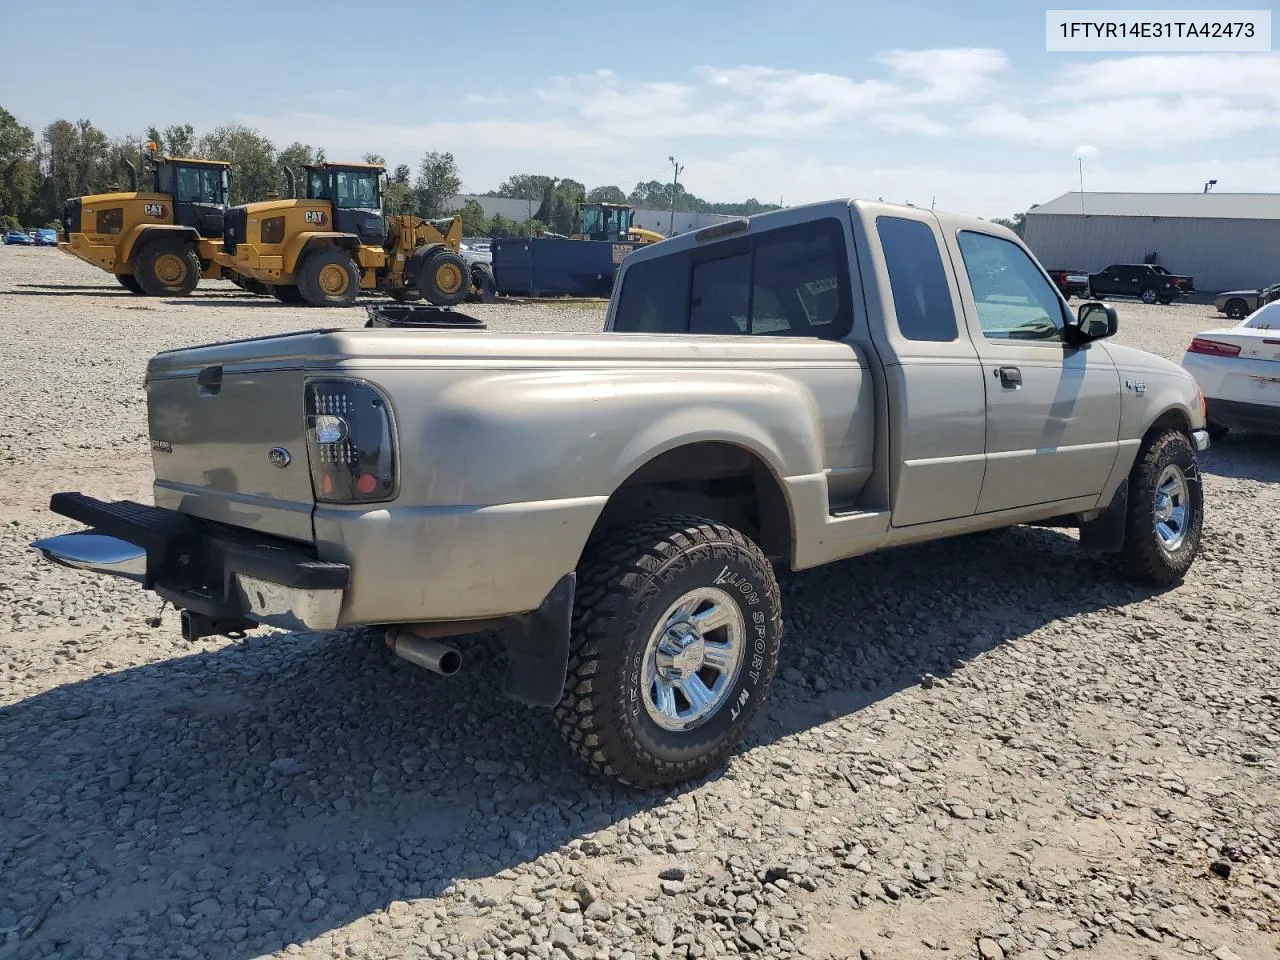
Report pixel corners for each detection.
[641,586,745,732]
[1154,464,1190,551]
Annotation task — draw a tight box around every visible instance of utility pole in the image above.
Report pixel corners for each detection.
[668,156,684,237]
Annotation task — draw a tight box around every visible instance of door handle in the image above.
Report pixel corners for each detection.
[996,366,1021,388]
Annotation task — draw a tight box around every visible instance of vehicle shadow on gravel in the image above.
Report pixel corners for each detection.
[0,525,1170,958]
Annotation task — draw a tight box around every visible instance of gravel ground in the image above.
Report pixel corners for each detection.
[1,246,1278,960]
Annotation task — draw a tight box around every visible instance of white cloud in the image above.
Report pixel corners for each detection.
[876,47,1008,104]
[233,46,1280,213]
[872,111,952,137]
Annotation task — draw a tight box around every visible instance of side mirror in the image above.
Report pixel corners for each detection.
[1065,301,1118,345]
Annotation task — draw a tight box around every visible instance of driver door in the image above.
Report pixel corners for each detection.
[945,229,1120,513]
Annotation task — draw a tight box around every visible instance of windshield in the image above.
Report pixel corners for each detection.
[334,170,380,210]
[582,205,603,236]
[606,206,630,237]
[174,166,227,205]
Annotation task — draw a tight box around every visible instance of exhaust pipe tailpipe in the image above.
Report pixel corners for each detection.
[386,628,461,677]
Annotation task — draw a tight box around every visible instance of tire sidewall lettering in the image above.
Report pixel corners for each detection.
[619,546,780,754]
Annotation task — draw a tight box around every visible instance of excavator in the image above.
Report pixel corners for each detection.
[59,143,231,296]
[218,161,493,307]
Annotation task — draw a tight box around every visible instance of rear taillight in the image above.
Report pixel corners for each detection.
[1188,337,1241,358]
[304,378,397,503]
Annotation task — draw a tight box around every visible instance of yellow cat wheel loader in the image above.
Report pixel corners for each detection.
[59,144,231,296]
[218,162,493,307]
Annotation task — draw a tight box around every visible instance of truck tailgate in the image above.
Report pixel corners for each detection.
[146,346,316,543]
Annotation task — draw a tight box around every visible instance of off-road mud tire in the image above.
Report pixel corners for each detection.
[552,515,783,788]
[1114,429,1204,586]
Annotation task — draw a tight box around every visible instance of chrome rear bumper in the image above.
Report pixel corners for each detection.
[31,493,350,637]
[32,531,147,582]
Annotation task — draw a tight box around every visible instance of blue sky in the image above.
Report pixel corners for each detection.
[3,0,1278,217]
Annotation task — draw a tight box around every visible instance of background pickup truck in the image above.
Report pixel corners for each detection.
[1047,268,1090,300]
[33,199,1211,788]
[1088,263,1195,304]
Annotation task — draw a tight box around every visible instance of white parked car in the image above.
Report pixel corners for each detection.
[1181,301,1280,439]
[458,242,492,266]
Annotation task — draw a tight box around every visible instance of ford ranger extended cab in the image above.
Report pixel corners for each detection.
[33,199,1210,788]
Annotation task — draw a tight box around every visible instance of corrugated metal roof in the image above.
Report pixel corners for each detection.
[1029,191,1280,221]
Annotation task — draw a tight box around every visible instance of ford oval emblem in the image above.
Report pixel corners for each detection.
[268,447,291,468]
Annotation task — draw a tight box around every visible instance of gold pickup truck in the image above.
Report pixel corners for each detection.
[33,199,1210,788]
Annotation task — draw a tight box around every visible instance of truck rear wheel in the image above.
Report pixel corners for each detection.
[418,249,470,306]
[553,516,783,788]
[298,249,360,307]
[116,274,143,294]
[134,239,201,297]
[1140,287,1159,304]
[1114,429,1204,586]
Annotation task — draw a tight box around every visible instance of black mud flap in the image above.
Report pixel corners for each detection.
[1079,481,1128,554]
[500,573,575,708]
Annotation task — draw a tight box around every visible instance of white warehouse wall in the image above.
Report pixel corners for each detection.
[1024,213,1280,293]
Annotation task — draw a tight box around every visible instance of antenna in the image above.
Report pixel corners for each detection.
[667,156,684,237]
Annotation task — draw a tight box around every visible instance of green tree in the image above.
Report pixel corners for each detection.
[197,123,277,204]
[991,209,1032,238]
[276,141,316,198]
[412,150,462,218]
[0,107,37,225]
[495,174,556,201]
[384,163,412,214]
[455,199,490,235]
[586,184,626,204]
[163,124,196,157]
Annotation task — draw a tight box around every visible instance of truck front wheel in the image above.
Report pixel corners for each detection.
[417,249,471,306]
[134,239,201,297]
[553,516,783,788]
[1114,430,1204,586]
[298,249,360,307]
[116,274,143,294]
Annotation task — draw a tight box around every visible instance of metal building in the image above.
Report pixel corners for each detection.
[1023,192,1280,293]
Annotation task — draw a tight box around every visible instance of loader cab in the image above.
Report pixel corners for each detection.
[151,158,230,238]
[305,162,387,245]
[580,202,638,242]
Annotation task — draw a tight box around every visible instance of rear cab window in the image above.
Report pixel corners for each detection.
[612,217,853,339]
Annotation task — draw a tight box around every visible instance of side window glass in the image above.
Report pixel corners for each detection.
[752,218,852,338]
[612,252,690,332]
[957,231,1065,342]
[174,168,198,203]
[690,253,749,334]
[876,217,958,342]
